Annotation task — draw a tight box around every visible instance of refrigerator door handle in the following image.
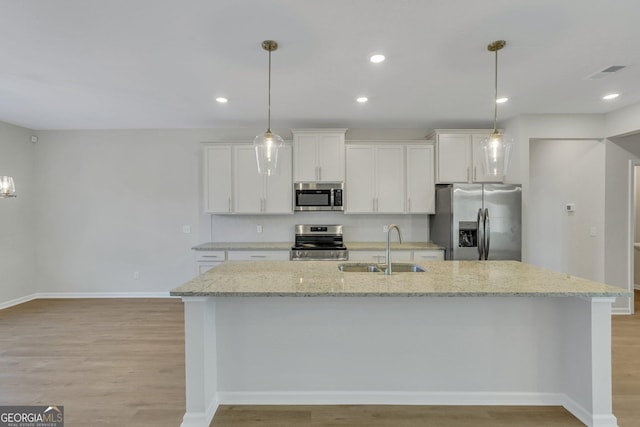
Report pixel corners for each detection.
[484,208,490,260]
[477,208,484,260]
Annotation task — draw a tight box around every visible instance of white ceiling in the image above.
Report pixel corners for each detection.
[1,0,640,131]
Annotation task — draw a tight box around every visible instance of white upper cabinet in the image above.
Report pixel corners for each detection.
[202,143,292,215]
[345,144,404,214]
[406,144,435,213]
[203,145,233,213]
[433,130,503,183]
[292,129,346,182]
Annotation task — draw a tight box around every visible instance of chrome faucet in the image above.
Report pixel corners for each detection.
[385,224,402,275]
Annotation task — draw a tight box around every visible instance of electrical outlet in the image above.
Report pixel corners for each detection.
[590,226,597,237]
[182,225,191,234]
[383,225,389,233]
[566,203,576,213]
[257,225,263,233]
[133,271,140,280]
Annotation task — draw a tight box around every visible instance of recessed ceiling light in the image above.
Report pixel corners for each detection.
[216,97,228,103]
[602,93,619,100]
[496,97,508,104]
[370,54,385,64]
[356,97,368,103]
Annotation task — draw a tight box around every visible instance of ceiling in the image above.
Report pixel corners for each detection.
[1,0,640,131]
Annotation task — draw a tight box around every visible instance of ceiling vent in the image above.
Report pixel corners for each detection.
[586,65,626,80]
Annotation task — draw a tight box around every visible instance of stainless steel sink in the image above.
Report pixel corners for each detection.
[380,263,426,273]
[337,263,425,273]
[337,263,381,272]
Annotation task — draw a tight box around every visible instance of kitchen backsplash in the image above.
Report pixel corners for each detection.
[204,213,429,243]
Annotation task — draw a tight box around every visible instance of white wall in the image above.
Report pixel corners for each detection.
[31,128,431,295]
[0,121,37,306]
[528,139,605,282]
[603,135,640,310]
[33,129,209,294]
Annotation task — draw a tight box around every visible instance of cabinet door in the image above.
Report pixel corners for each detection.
[375,145,405,213]
[293,134,318,182]
[413,250,444,262]
[437,134,472,183]
[203,145,232,213]
[471,133,504,183]
[348,250,386,263]
[317,134,345,182]
[227,250,291,261]
[345,146,376,213]
[406,144,435,213]
[234,145,264,213]
[264,144,293,213]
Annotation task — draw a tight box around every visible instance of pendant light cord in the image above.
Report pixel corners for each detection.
[267,48,272,134]
[493,48,498,134]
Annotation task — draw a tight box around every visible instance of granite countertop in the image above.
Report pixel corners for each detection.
[192,242,443,251]
[192,242,293,251]
[170,260,631,298]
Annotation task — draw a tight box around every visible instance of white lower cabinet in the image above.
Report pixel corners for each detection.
[349,249,444,263]
[412,250,445,262]
[227,250,291,261]
[348,250,412,264]
[195,250,226,274]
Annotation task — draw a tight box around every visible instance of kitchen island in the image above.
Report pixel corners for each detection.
[170,260,630,427]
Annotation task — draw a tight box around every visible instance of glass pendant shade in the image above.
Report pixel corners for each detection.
[480,131,513,177]
[254,131,284,176]
[481,40,512,178]
[254,40,282,176]
[0,176,16,198]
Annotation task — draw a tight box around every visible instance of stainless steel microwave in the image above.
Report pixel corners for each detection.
[294,182,344,211]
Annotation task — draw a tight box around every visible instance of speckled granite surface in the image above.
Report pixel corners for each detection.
[192,242,293,251]
[170,260,631,298]
[192,241,443,251]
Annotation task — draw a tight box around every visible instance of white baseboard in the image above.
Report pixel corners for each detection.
[216,390,563,406]
[0,293,38,310]
[180,398,218,427]
[0,292,176,310]
[34,291,174,299]
[562,394,618,427]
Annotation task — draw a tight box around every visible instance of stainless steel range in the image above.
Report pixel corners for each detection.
[290,224,348,261]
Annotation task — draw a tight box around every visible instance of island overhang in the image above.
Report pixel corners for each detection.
[170,260,630,298]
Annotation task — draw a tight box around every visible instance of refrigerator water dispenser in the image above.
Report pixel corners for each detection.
[459,221,477,247]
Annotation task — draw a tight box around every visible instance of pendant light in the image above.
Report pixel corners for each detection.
[254,40,284,176]
[0,176,16,198]
[480,40,513,177]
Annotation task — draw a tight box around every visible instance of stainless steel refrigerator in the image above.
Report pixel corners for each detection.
[430,184,521,260]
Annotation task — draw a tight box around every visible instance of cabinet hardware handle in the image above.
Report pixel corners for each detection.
[467,167,470,182]
[474,167,477,181]
[228,198,231,212]
[318,166,322,181]
[408,198,411,212]
[250,255,267,258]
[201,255,220,258]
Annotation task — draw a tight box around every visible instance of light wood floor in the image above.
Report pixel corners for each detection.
[0,298,185,427]
[0,292,638,426]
